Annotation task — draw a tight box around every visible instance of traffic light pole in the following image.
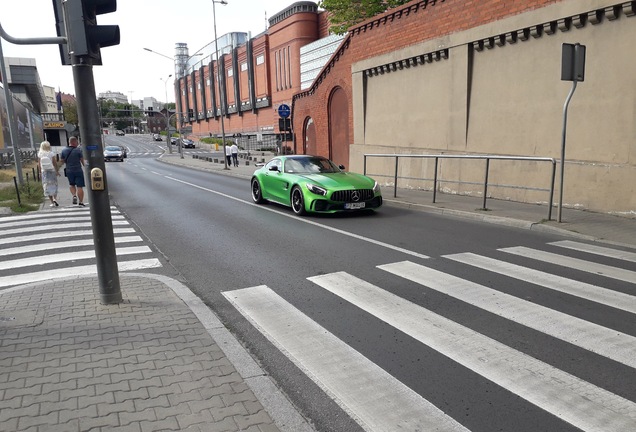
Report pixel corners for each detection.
[72,57,122,304]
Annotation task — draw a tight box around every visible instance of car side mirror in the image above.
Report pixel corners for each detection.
[339,164,345,170]
[269,166,279,172]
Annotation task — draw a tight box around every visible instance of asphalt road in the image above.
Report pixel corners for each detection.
[99,135,636,432]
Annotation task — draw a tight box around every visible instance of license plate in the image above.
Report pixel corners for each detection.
[345,202,365,209]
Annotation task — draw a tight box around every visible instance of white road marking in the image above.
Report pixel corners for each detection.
[223,285,469,432]
[166,176,429,260]
[0,259,162,288]
[0,246,152,271]
[445,252,636,314]
[380,260,636,368]
[502,246,636,284]
[0,215,125,229]
[0,207,118,223]
[550,240,636,262]
[309,271,636,432]
[0,220,130,237]
[0,228,136,246]
[0,236,144,257]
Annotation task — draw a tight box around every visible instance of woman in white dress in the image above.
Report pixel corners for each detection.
[38,140,60,207]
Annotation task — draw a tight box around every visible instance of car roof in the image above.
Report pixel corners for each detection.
[280,155,326,161]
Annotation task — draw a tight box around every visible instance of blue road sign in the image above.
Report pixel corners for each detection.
[277,104,291,118]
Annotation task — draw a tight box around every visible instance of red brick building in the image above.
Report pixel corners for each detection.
[177,1,330,150]
[178,0,636,213]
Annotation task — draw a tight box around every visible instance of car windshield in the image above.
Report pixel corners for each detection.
[284,157,340,174]
[105,146,120,151]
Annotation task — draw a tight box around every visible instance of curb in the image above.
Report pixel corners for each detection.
[127,272,315,432]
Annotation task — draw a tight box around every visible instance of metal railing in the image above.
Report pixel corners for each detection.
[363,154,557,221]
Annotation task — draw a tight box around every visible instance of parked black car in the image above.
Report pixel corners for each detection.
[181,139,195,148]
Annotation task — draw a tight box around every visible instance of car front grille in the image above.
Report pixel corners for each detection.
[330,189,374,202]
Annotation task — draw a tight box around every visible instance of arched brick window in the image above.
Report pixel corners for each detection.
[328,87,349,166]
[303,117,316,155]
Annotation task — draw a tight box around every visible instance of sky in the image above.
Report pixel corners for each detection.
[2,0,297,103]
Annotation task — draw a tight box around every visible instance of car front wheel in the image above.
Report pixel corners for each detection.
[291,186,306,215]
[251,178,266,204]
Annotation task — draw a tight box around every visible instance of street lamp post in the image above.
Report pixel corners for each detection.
[212,0,229,170]
[160,74,173,153]
[144,48,175,153]
[144,48,203,155]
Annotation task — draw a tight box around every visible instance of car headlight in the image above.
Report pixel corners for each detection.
[373,181,381,194]
[306,183,327,196]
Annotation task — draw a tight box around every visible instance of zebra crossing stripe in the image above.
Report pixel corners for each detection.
[0,236,144,258]
[0,215,125,229]
[0,207,118,223]
[444,252,636,314]
[0,228,136,246]
[550,240,636,263]
[310,271,636,432]
[223,285,469,432]
[501,246,636,284]
[0,220,130,237]
[379,260,636,368]
[0,259,162,288]
[0,246,152,271]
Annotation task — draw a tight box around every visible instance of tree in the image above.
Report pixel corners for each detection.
[319,0,411,35]
[62,100,78,126]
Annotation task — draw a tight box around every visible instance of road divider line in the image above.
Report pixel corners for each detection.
[165,176,429,260]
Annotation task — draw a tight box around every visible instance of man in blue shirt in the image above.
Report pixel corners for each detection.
[59,136,86,206]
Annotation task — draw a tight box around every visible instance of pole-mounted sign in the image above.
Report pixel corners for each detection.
[557,43,586,223]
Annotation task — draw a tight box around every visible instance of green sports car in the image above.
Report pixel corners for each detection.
[250,155,382,215]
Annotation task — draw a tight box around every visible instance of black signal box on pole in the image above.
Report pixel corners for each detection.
[561,43,586,82]
[59,0,120,65]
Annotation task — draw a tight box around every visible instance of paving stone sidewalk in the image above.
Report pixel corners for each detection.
[0,273,313,432]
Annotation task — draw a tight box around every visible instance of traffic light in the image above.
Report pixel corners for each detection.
[52,0,71,65]
[62,0,120,65]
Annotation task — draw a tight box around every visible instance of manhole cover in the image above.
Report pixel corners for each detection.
[0,309,43,328]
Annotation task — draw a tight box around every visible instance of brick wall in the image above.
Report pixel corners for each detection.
[293,0,564,157]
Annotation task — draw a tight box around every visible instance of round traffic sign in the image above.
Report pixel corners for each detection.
[277,104,291,118]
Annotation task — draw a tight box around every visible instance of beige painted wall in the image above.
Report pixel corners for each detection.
[351,0,636,216]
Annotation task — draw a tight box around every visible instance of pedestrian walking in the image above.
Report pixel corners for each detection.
[59,136,86,206]
[37,140,60,207]
[231,143,239,167]
[225,143,232,167]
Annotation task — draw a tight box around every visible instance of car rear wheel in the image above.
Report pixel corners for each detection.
[251,178,266,204]
[291,187,306,215]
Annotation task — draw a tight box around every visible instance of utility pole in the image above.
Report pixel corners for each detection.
[54,0,123,304]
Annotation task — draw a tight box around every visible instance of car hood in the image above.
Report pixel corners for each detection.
[298,172,376,189]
